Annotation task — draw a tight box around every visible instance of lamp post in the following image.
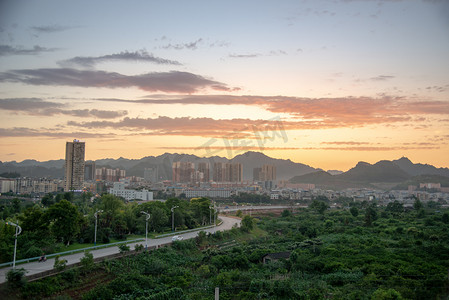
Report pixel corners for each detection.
[171,206,179,232]
[209,205,213,225]
[141,211,150,249]
[6,221,22,269]
[94,210,103,246]
[214,201,217,226]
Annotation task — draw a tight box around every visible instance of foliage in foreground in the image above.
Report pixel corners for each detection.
[9,204,449,299]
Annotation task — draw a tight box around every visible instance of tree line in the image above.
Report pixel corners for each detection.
[0,193,215,263]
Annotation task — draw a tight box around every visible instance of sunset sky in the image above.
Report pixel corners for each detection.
[0,0,448,171]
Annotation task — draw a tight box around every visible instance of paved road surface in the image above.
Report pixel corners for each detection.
[0,215,241,284]
[218,205,294,212]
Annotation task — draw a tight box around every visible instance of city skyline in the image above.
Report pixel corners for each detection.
[1,0,448,171]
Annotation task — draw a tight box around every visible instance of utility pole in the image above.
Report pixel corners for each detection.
[141,211,150,250]
[171,206,178,232]
[94,210,103,246]
[215,287,219,300]
[6,221,22,269]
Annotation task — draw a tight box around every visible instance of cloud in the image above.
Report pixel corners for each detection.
[227,50,287,59]
[302,146,440,151]
[67,116,292,139]
[94,95,449,127]
[31,25,74,33]
[0,68,233,93]
[0,45,56,56]
[321,141,370,145]
[425,84,449,93]
[0,127,114,138]
[161,38,203,50]
[58,50,182,67]
[0,98,62,111]
[228,53,262,58]
[0,98,127,119]
[157,146,301,152]
[370,75,395,81]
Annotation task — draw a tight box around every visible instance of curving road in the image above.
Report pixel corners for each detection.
[0,215,241,284]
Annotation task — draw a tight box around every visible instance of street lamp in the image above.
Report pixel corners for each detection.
[214,201,217,226]
[171,206,179,232]
[141,211,150,250]
[209,205,213,225]
[6,221,22,269]
[94,210,103,246]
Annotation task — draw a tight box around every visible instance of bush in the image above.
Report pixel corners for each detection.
[118,244,130,253]
[54,255,67,272]
[80,251,94,272]
[6,268,27,288]
[134,244,144,252]
[24,245,43,259]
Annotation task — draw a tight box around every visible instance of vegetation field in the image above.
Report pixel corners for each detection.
[3,199,449,299]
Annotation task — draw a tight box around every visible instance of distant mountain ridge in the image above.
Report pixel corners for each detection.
[1,153,448,190]
[0,151,317,181]
[290,157,449,190]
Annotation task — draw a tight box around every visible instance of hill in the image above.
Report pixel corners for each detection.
[0,152,318,181]
[393,157,449,177]
[290,158,449,190]
[338,160,411,183]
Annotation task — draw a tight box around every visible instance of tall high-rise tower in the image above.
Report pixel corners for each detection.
[64,139,85,191]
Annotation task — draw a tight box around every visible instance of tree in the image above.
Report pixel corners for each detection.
[350,207,359,217]
[190,197,211,226]
[413,198,423,211]
[12,198,21,213]
[19,206,49,235]
[98,194,125,232]
[241,215,254,232]
[41,193,55,207]
[442,213,449,224]
[364,205,377,226]
[310,200,328,214]
[46,199,83,245]
[281,209,292,217]
[386,200,404,216]
[150,206,168,232]
[371,288,403,299]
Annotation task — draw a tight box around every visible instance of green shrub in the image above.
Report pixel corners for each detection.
[134,244,144,252]
[118,244,130,253]
[6,268,27,288]
[54,255,67,272]
[80,251,94,272]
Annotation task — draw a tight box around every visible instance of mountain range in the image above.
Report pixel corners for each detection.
[1,153,448,190]
[290,157,449,190]
[0,151,317,181]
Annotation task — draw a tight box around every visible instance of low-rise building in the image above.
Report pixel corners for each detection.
[109,182,153,201]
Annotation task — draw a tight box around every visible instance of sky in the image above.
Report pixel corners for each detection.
[0,0,448,171]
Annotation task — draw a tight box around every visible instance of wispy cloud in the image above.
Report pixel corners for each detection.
[67,116,292,138]
[161,38,204,50]
[228,50,287,59]
[0,68,234,93]
[58,50,182,68]
[0,45,56,56]
[94,95,449,127]
[229,53,262,58]
[0,98,127,119]
[31,25,75,33]
[0,127,114,138]
[321,141,371,145]
[370,75,395,81]
[303,145,440,151]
